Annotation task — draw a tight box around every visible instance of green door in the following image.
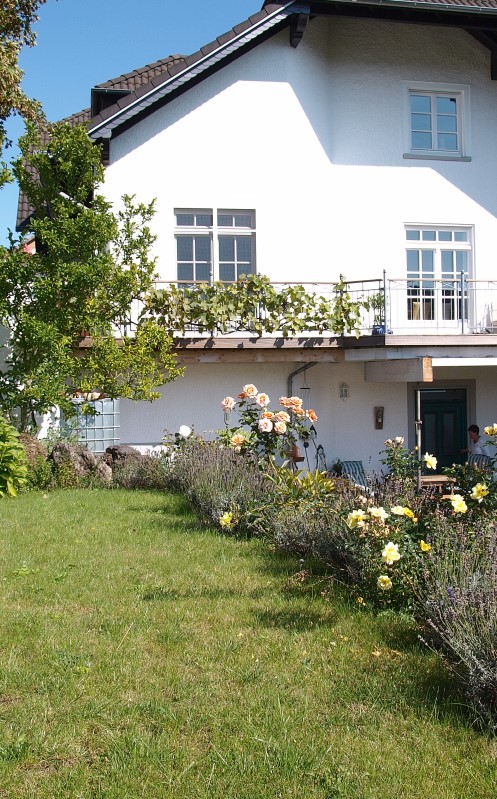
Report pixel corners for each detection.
[420,389,467,469]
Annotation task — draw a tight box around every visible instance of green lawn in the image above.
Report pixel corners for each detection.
[0,489,496,798]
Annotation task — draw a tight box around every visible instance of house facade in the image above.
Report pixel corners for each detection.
[20,0,497,470]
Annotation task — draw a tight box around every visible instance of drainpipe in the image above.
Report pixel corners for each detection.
[287,362,317,398]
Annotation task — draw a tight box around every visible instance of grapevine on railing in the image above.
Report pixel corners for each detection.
[145,274,370,338]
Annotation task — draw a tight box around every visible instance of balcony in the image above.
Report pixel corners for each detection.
[148,274,497,340]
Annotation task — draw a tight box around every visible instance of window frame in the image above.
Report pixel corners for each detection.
[404,224,473,326]
[175,208,256,285]
[402,82,471,161]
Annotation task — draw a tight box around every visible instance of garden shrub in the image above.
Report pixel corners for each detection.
[416,516,497,733]
[0,416,28,497]
[112,454,171,490]
[167,437,270,535]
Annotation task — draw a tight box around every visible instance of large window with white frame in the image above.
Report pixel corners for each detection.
[403,82,470,160]
[405,226,472,324]
[175,209,256,285]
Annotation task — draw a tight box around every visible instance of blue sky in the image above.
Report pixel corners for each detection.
[1,0,260,240]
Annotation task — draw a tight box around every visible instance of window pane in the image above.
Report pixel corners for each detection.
[421,250,434,272]
[236,236,252,261]
[406,230,420,241]
[437,133,458,151]
[237,263,254,278]
[217,214,232,227]
[454,231,468,242]
[219,264,235,282]
[436,96,457,114]
[219,237,234,260]
[422,230,436,241]
[177,237,193,260]
[438,231,452,241]
[411,113,432,132]
[196,213,212,227]
[412,131,432,149]
[234,214,252,228]
[178,264,193,281]
[456,251,468,273]
[176,213,194,226]
[437,115,457,133]
[411,95,431,113]
[406,250,419,272]
[196,264,211,282]
[194,236,211,261]
[441,250,454,273]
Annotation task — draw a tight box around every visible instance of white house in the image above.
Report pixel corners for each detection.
[18,0,497,470]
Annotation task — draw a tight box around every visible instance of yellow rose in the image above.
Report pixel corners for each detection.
[377,575,393,591]
[446,494,468,514]
[423,453,437,470]
[471,483,489,502]
[381,541,401,565]
[419,540,431,552]
[219,512,233,528]
[346,510,367,529]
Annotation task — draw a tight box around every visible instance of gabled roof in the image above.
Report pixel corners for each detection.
[17,0,497,229]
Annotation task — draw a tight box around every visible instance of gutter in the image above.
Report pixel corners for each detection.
[323,0,497,15]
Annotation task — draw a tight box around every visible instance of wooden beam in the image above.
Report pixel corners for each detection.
[290,11,309,47]
[364,357,432,383]
[176,349,345,364]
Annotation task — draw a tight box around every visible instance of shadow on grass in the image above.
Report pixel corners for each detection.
[253,607,339,632]
[142,585,240,601]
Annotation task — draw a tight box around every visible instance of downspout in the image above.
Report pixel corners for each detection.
[287,362,317,398]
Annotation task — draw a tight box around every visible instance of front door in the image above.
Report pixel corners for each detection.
[419,388,467,468]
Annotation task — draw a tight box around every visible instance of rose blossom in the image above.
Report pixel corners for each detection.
[256,392,270,407]
[306,409,318,421]
[243,384,258,397]
[275,411,290,423]
[258,418,273,433]
[274,420,287,434]
[221,396,236,411]
[230,433,246,450]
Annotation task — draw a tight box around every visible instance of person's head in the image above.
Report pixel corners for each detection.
[468,424,480,441]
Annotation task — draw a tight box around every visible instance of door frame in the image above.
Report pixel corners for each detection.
[407,378,476,453]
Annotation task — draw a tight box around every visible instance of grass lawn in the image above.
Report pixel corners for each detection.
[1,489,496,798]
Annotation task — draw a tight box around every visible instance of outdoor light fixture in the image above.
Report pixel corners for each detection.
[339,383,350,401]
[374,406,384,429]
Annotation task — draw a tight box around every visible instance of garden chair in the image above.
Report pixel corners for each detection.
[339,460,369,491]
[468,453,493,470]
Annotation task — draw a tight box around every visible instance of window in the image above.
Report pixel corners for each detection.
[175,209,256,284]
[403,83,470,160]
[70,397,120,453]
[405,226,472,324]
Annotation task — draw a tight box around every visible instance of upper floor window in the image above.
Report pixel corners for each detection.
[403,83,470,161]
[175,209,256,285]
[405,226,472,324]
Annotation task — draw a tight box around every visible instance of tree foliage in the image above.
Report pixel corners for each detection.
[0,122,182,430]
[0,0,47,185]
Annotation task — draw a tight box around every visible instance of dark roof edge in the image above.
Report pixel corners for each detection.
[87,2,299,140]
[309,0,497,12]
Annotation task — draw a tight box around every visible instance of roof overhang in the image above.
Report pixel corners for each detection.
[87,2,304,141]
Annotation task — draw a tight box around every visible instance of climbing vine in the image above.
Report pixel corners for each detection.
[146,274,370,338]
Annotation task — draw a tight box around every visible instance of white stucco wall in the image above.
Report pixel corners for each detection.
[103,16,497,288]
[103,15,497,466]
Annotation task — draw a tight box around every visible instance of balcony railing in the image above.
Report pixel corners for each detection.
[125,274,497,338]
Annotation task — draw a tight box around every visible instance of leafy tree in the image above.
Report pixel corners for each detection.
[0,0,47,186]
[0,122,182,431]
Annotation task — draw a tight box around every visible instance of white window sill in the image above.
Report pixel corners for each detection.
[403,152,471,162]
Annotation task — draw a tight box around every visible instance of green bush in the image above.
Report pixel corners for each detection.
[167,437,270,535]
[112,454,171,490]
[416,517,497,733]
[0,416,28,497]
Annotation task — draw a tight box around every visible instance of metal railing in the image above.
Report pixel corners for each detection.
[122,274,497,338]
